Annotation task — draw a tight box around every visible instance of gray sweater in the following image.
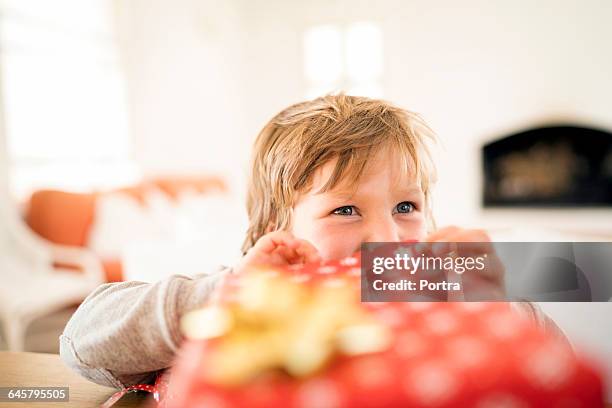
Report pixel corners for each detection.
[59,268,571,389]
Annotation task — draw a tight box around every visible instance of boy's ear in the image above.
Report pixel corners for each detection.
[265,223,275,234]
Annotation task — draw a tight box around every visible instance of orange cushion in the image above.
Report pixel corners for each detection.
[152,176,227,200]
[26,190,96,247]
[101,259,124,282]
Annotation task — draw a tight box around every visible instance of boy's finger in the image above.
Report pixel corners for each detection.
[272,245,301,264]
[256,231,298,254]
[425,228,493,255]
[294,239,321,263]
[431,230,494,257]
[427,227,490,244]
[411,242,439,258]
[446,229,491,243]
[275,244,317,265]
[478,256,505,283]
[424,226,461,242]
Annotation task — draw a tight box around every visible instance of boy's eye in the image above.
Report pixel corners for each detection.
[395,201,415,214]
[332,205,356,216]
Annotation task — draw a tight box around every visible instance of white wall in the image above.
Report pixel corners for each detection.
[383,0,612,231]
[114,0,250,194]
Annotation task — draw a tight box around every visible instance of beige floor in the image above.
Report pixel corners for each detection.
[0,306,78,353]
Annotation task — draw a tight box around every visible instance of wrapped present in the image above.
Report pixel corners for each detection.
[159,254,604,408]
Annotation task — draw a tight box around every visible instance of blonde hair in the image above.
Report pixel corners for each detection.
[242,94,437,253]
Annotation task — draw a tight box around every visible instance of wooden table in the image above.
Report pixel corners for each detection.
[0,352,149,407]
[1,351,610,407]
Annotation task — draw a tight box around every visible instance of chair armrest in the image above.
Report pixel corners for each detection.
[51,244,105,285]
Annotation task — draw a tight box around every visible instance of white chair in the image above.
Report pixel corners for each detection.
[0,191,104,351]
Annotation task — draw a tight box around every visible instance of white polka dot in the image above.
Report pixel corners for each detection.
[340,256,358,266]
[348,267,361,276]
[296,379,342,408]
[404,302,434,312]
[424,310,458,335]
[483,310,522,340]
[317,265,338,274]
[458,302,487,313]
[476,393,529,408]
[523,342,574,390]
[395,331,427,358]
[351,357,393,388]
[375,307,404,327]
[447,336,489,369]
[406,363,459,406]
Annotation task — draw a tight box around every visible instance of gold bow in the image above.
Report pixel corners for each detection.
[180,269,391,386]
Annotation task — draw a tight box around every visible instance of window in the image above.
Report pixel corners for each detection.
[303,21,383,99]
[0,0,138,199]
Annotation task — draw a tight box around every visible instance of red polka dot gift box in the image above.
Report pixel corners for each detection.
[161,255,605,408]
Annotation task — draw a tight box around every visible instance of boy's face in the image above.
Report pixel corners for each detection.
[290,147,427,261]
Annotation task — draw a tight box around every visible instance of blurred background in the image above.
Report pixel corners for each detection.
[0,0,610,398]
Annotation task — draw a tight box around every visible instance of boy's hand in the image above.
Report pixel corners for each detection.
[235,231,321,274]
[422,226,506,301]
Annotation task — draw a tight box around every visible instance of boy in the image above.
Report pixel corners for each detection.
[60,94,568,389]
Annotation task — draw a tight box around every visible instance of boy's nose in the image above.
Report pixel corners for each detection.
[365,217,400,243]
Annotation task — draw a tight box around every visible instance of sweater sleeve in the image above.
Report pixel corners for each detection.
[59,267,231,389]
